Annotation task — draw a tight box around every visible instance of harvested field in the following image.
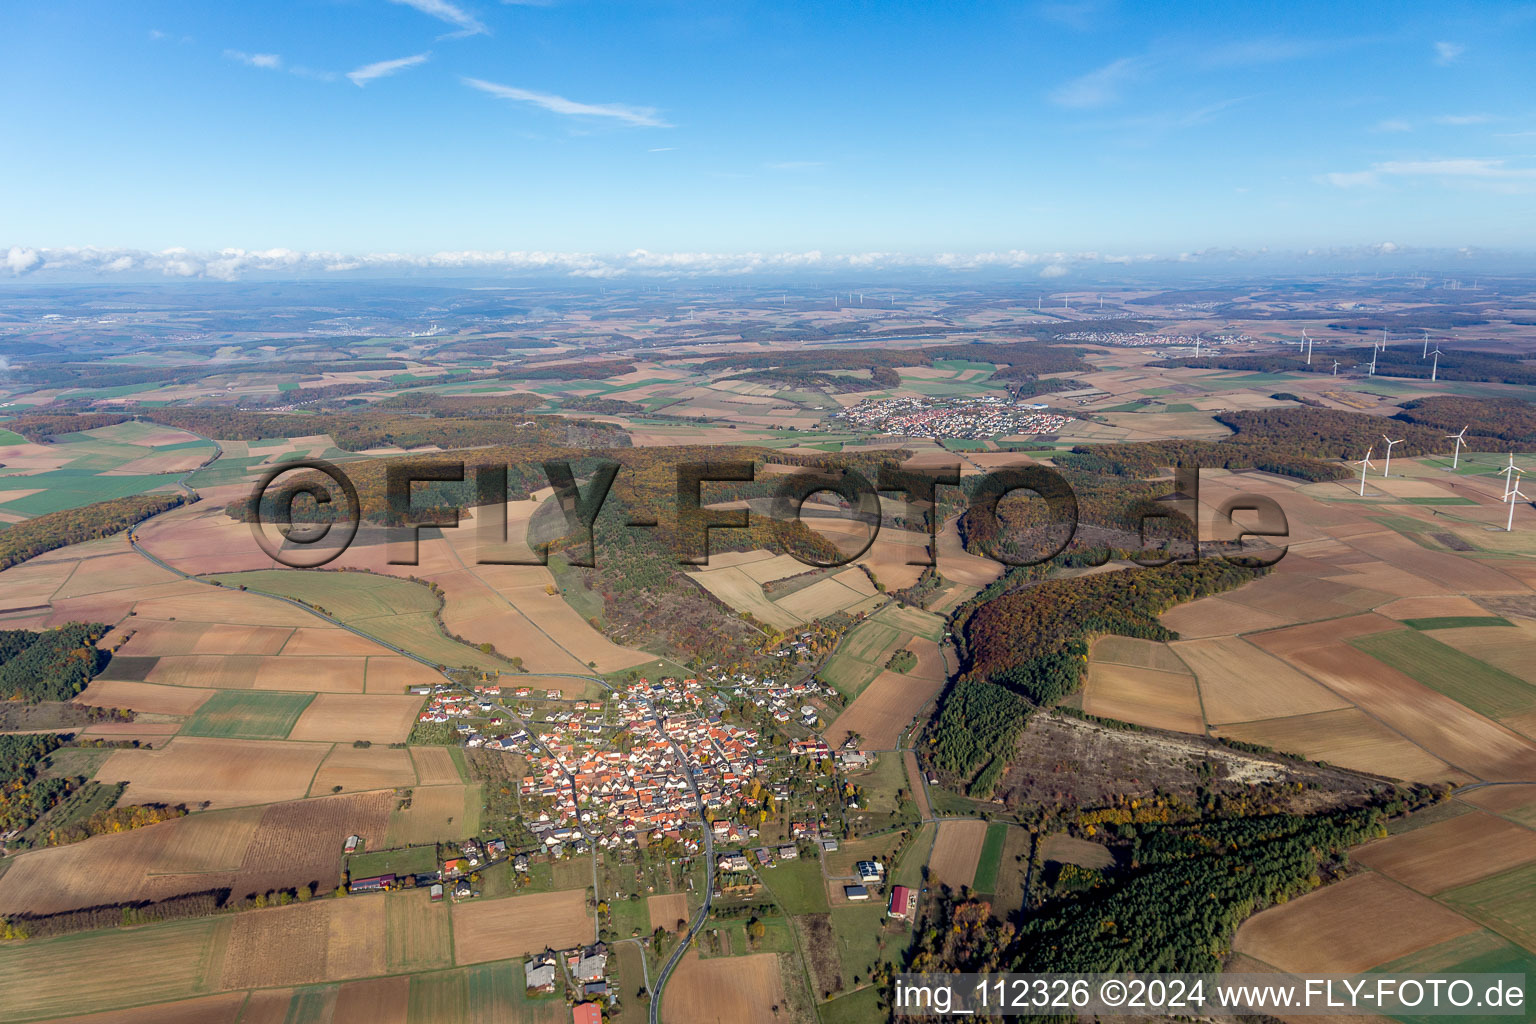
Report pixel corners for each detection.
[1353,811,1536,895]
[452,889,594,962]
[143,653,370,693]
[75,679,214,716]
[310,744,418,795]
[1172,636,1351,725]
[774,575,868,620]
[179,689,314,739]
[662,951,789,1024]
[115,620,295,656]
[929,819,988,891]
[1350,630,1536,721]
[0,792,391,916]
[1461,784,1536,829]
[688,565,802,631]
[281,627,387,656]
[219,895,386,988]
[1233,872,1480,973]
[386,888,454,972]
[1159,596,1294,637]
[1251,617,1536,782]
[649,892,690,932]
[229,990,294,1024]
[0,917,231,1023]
[1428,619,1536,686]
[238,790,396,898]
[1091,635,1190,674]
[96,737,331,808]
[1038,834,1115,870]
[875,603,946,641]
[410,745,464,785]
[364,656,443,692]
[333,977,410,1024]
[286,693,426,744]
[46,993,247,1024]
[1082,662,1204,734]
[1216,708,1463,783]
[825,646,946,748]
[387,784,481,846]
[1377,595,1492,621]
[0,804,261,915]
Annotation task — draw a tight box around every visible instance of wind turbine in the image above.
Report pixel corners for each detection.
[1381,434,1403,477]
[1353,448,1376,496]
[1381,328,1389,351]
[1332,358,1341,376]
[1446,426,1468,469]
[1369,348,1378,376]
[1302,328,1314,366]
[1505,471,1528,532]
[1422,330,1430,358]
[1194,336,1202,358]
[1499,453,1523,500]
[1429,346,1444,382]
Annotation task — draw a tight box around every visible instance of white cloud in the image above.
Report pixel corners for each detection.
[1371,118,1413,133]
[389,0,487,37]
[1049,56,1149,108]
[1319,170,1379,188]
[1432,113,1493,125]
[1434,41,1465,65]
[462,77,670,127]
[0,244,1480,282]
[1036,1,1113,31]
[347,53,430,87]
[1375,158,1536,178]
[225,50,282,70]
[767,161,822,170]
[5,247,43,275]
[1319,158,1536,190]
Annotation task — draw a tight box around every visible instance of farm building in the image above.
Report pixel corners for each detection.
[844,884,869,901]
[430,883,444,902]
[573,1004,602,1024]
[348,874,395,894]
[888,885,916,920]
[856,860,884,883]
[525,952,557,992]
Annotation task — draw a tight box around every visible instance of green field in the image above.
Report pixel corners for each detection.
[760,856,831,915]
[0,916,229,1022]
[820,618,901,699]
[1439,863,1536,952]
[1403,616,1514,631]
[892,823,934,890]
[829,903,906,986]
[872,603,945,642]
[179,689,314,739]
[351,844,439,879]
[386,890,455,972]
[819,985,884,1024]
[1350,630,1536,719]
[1373,929,1536,1024]
[406,963,562,1024]
[0,427,215,518]
[208,568,505,672]
[970,822,1010,893]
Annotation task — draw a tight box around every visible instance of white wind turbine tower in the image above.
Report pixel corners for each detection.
[1381,328,1389,351]
[1446,426,1468,469]
[1194,336,1202,358]
[1505,470,1528,532]
[1422,330,1430,358]
[1353,447,1376,496]
[1499,453,1522,500]
[1429,346,1444,382]
[1381,434,1403,477]
[1369,348,1378,376]
[1302,328,1314,365]
[1332,358,1341,376]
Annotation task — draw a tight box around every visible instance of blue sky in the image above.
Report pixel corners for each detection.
[3,0,1535,275]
